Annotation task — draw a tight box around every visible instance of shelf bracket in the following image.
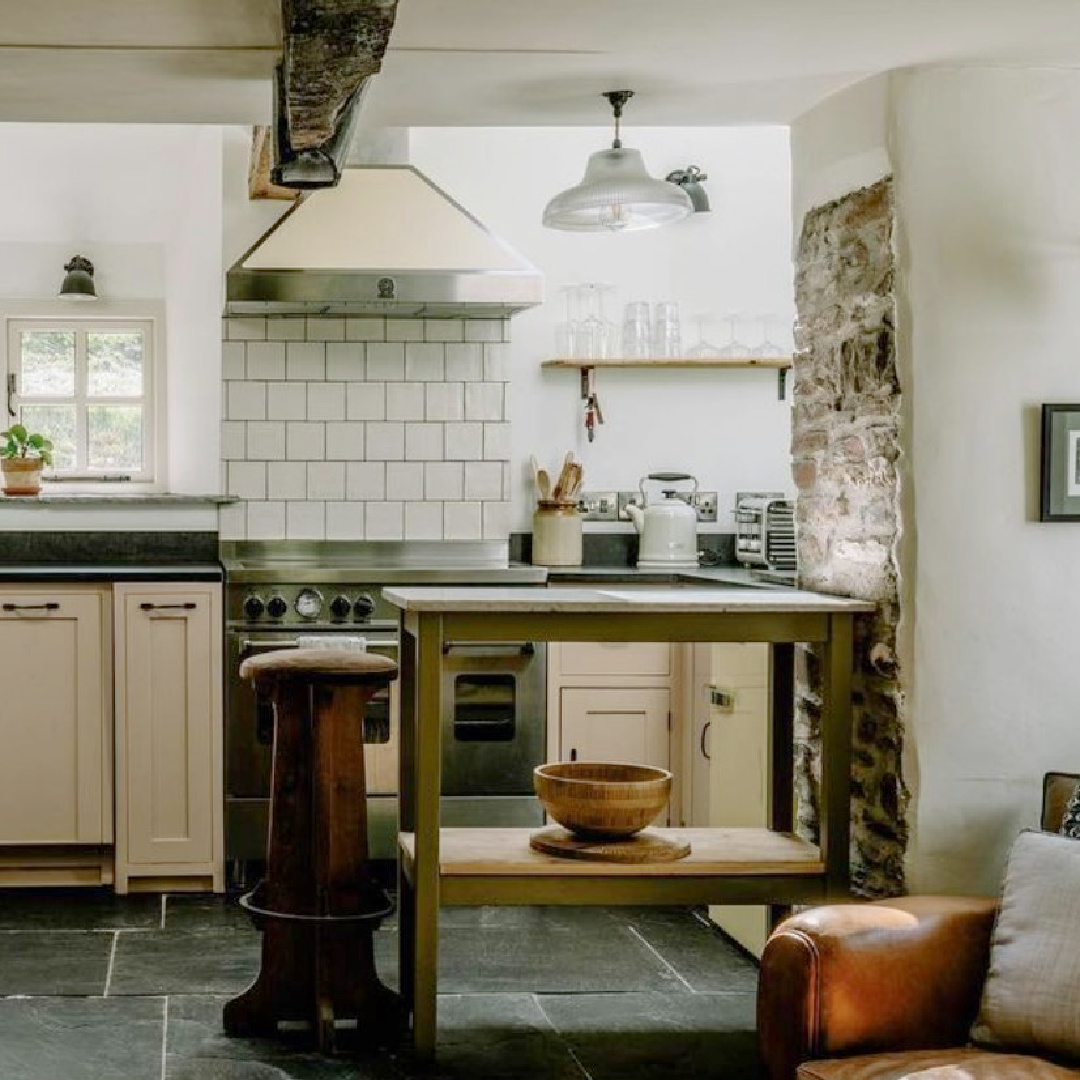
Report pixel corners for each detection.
[579,365,593,401]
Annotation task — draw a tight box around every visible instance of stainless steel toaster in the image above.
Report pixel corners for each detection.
[735,494,797,573]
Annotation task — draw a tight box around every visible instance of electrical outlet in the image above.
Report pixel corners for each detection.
[579,491,619,521]
[692,491,718,523]
[617,491,645,521]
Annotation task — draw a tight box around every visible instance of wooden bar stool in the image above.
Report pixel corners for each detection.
[224,648,401,1053]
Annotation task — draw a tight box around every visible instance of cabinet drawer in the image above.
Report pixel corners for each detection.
[558,642,672,678]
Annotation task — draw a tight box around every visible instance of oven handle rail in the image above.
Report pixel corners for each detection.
[442,641,534,657]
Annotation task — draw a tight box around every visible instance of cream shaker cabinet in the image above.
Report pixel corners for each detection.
[0,587,111,846]
[113,582,224,893]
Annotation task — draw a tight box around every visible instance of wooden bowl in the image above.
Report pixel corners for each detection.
[533,761,672,839]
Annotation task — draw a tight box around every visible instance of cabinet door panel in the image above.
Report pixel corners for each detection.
[0,592,106,843]
[558,642,671,678]
[559,688,670,770]
[116,585,221,867]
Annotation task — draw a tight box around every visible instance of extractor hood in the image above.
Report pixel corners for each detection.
[226,166,543,318]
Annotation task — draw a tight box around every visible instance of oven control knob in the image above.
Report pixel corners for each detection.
[295,588,324,620]
[329,595,352,620]
[243,595,265,620]
[353,593,376,621]
[266,595,288,619]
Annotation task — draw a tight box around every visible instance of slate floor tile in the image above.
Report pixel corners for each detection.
[0,887,161,930]
[110,927,261,996]
[0,996,163,1080]
[0,929,112,995]
[538,991,759,1080]
[165,894,258,932]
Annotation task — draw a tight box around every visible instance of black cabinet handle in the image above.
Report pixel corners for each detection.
[700,720,712,761]
[140,602,197,611]
[2,602,59,612]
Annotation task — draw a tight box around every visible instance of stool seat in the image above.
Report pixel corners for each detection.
[240,647,398,683]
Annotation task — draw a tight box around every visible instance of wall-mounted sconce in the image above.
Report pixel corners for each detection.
[59,255,98,301]
[665,166,710,213]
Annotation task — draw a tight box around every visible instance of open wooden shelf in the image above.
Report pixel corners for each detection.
[542,356,793,369]
[399,827,827,906]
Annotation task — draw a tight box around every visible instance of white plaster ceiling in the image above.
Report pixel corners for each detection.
[4,0,1080,126]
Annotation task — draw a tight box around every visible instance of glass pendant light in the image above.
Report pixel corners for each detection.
[543,91,693,233]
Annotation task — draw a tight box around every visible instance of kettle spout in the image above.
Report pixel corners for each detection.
[625,503,645,533]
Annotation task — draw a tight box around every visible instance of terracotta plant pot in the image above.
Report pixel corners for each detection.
[1,457,44,495]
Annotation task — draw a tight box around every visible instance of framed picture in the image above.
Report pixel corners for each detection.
[1040,404,1080,520]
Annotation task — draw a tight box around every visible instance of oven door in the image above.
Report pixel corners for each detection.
[225,629,398,862]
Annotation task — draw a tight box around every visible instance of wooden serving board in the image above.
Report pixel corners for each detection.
[529,826,691,863]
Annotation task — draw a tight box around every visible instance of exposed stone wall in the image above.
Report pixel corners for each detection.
[792,178,906,897]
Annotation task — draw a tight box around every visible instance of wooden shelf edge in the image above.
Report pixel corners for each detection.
[541,357,793,370]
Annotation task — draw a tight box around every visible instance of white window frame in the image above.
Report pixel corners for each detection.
[2,302,166,490]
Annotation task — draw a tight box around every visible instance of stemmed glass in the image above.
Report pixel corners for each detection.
[684,314,723,359]
[750,313,789,358]
[718,311,751,358]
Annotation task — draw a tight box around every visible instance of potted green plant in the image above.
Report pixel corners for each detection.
[0,424,54,495]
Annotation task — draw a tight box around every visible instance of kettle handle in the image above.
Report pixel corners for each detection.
[643,472,699,495]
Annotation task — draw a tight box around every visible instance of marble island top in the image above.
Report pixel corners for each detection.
[383,584,874,614]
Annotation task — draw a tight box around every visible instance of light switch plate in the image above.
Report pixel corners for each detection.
[617,491,645,521]
[579,491,619,521]
[692,491,718,523]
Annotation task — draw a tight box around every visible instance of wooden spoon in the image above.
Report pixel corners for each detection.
[537,469,552,502]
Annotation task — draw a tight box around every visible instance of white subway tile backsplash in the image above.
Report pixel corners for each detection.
[483,343,510,382]
[221,421,247,460]
[227,317,266,341]
[444,422,483,461]
[425,319,464,343]
[247,501,287,540]
[464,319,505,343]
[405,502,443,540]
[484,422,511,461]
[347,382,386,421]
[387,318,424,342]
[425,461,463,500]
[366,422,405,460]
[465,382,503,422]
[222,341,246,380]
[445,343,483,382]
[247,422,287,460]
[218,501,246,541]
[325,421,366,460]
[346,462,385,501]
[267,382,307,420]
[326,501,365,540]
[229,461,267,500]
[266,317,307,342]
[326,343,366,381]
[405,342,445,382]
[307,461,345,500]
[286,342,326,380]
[228,381,266,421]
[386,462,424,501]
[365,501,404,540]
[366,343,405,381]
[405,423,443,461]
[444,501,482,540]
[464,461,503,501]
[287,500,326,539]
[386,382,425,421]
[287,422,326,460]
[268,461,308,500]
[305,316,345,341]
[482,500,510,540]
[247,342,287,379]
[346,317,386,342]
[426,382,464,422]
[307,382,346,422]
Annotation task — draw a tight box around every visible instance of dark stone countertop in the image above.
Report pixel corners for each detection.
[0,563,224,583]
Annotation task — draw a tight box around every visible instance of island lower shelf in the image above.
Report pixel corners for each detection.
[399,827,828,906]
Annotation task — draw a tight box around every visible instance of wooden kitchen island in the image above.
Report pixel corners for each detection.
[384,585,874,1058]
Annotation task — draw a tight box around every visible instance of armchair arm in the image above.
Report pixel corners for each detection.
[757,896,999,1080]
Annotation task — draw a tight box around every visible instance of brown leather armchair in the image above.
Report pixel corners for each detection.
[757,773,1080,1080]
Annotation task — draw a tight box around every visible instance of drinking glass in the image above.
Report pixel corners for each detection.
[718,310,751,358]
[578,283,615,359]
[653,301,682,358]
[622,301,652,359]
[684,313,723,359]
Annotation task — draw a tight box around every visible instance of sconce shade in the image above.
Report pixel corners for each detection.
[665,166,710,213]
[543,148,693,233]
[60,255,98,301]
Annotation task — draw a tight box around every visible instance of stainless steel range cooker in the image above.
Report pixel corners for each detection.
[222,541,547,871]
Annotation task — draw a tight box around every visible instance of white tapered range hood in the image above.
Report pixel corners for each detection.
[226,166,544,318]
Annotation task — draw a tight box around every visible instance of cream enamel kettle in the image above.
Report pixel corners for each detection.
[625,472,700,570]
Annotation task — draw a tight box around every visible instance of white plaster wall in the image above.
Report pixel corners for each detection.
[409,127,796,532]
[892,66,1080,895]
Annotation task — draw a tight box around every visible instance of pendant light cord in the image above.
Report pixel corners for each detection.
[603,90,634,150]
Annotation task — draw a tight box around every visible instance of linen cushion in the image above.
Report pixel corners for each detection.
[971,829,1080,1060]
[1061,784,1080,840]
[797,1047,1080,1078]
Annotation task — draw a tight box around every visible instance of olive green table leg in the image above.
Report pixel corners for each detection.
[821,614,853,895]
[397,623,417,1017]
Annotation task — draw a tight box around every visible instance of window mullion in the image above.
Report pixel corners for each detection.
[75,331,88,473]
